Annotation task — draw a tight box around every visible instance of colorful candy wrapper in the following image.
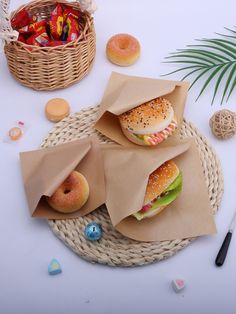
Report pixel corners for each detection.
[13,5,81,45]
[18,34,27,43]
[49,4,64,40]
[18,20,47,34]
[24,22,49,48]
[26,29,49,46]
[66,16,80,42]
[3,121,27,143]
[28,14,38,25]
[63,6,80,20]
[46,40,66,47]
[26,36,40,46]
[35,33,50,46]
[11,9,37,29]
[11,9,30,29]
[61,24,69,41]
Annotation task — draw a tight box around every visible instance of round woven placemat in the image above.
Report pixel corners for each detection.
[41,105,224,267]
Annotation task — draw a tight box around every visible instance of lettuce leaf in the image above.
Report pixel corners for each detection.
[133,173,182,220]
[151,173,182,209]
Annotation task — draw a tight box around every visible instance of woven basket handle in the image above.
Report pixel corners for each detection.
[0,0,18,47]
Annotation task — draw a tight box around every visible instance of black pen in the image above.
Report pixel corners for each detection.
[215,211,236,267]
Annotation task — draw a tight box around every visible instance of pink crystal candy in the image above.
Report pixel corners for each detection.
[172,279,185,292]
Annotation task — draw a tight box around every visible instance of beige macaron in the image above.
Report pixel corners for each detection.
[45,98,70,122]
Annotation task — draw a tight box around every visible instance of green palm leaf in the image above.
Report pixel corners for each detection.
[187,44,235,59]
[162,65,206,77]
[224,27,236,35]
[163,27,236,103]
[227,75,236,101]
[165,54,216,65]
[211,63,233,104]
[181,67,205,81]
[195,65,225,101]
[189,67,212,90]
[202,38,236,50]
[215,32,236,40]
[220,63,236,104]
[173,49,230,62]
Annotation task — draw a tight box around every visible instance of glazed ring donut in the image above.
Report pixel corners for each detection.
[106,33,141,66]
[46,171,89,213]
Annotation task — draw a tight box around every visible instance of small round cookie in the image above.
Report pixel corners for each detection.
[106,33,140,66]
[45,98,70,122]
[8,127,22,141]
[46,171,89,213]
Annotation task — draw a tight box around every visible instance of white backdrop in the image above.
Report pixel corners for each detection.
[1,0,236,313]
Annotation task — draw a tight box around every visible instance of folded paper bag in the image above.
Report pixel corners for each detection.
[20,136,106,219]
[95,72,189,147]
[102,138,217,242]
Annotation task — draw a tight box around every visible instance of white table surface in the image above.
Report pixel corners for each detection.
[1,0,236,313]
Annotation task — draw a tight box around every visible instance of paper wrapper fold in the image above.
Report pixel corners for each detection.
[102,138,217,241]
[95,72,189,147]
[20,136,106,219]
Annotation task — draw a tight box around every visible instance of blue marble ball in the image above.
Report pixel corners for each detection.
[84,222,102,241]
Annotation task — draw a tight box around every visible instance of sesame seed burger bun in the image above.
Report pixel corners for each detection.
[119,97,174,135]
[132,160,181,221]
[144,160,179,205]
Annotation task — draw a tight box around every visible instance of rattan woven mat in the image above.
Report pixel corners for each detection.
[41,105,224,267]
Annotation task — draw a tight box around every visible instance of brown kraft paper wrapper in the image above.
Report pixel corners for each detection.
[20,136,106,219]
[102,138,217,241]
[95,72,189,147]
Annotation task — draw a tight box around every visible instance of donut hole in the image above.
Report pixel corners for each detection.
[118,38,130,50]
[64,189,71,194]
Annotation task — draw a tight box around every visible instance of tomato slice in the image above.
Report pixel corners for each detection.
[140,204,152,213]
[132,120,177,145]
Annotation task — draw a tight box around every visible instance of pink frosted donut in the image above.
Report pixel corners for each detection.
[106,33,140,66]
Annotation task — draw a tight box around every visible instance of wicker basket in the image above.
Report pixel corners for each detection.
[0,0,96,90]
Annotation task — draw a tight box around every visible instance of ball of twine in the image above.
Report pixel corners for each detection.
[209,109,236,140]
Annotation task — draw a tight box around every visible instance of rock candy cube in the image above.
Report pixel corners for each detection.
[171,279,185,293]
